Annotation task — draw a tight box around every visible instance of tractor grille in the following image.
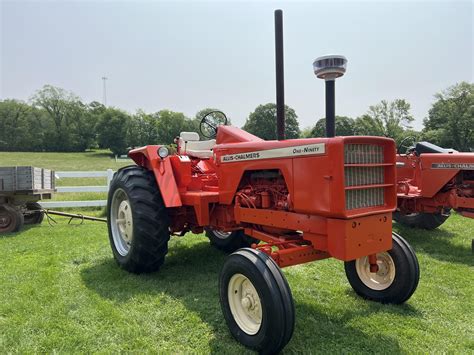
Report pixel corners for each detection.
[345,187,385,210]
[344,143,384,164]
[344,144,385,210]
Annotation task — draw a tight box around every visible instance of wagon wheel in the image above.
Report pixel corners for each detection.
[199,111,228,139]
[0,205,24,234]
[23,202,45,225]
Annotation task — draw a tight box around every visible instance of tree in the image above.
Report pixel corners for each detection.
[127,110,160,148]
[31,85,81,151]
[88,101,106,116]
[30,85,99,152]
[243,103,300,140]
[67,101,99,151]
[0,100,44,151]
[423,82,473,151]
[81,101,106,149]
[310,116,355,137]
[354,99,414,144]
[155,110,195,144]
[300,126,313,138]
[96,108,130,155]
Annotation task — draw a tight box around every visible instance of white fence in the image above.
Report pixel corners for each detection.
[39,169,114,209]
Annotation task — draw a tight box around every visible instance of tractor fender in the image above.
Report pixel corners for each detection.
[128,145,182,207]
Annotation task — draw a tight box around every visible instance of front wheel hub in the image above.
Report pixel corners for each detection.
[228,273,262,335]
[355,252,396,291]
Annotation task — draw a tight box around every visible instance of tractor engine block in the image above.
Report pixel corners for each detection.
[236,170,290,210]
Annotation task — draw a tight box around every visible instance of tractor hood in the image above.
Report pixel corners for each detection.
[216,126,263,144]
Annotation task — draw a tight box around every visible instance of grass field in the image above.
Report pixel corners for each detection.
[1,151,473,353]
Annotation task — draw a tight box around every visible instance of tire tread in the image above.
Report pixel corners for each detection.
[107,165,170,274]
[219,248,295,354]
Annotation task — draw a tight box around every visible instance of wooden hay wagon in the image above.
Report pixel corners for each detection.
[0,167,55,233]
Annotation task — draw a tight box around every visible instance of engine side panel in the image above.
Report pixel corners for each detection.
[420,153,473,198]
[214,136,396,218]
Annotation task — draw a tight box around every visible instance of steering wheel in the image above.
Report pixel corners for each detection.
[397,136,417,155]
[199,111,228,139]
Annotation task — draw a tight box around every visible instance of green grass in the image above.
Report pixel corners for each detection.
[0,150,473,352]
[0,150,132,171]
[0,215,473,353]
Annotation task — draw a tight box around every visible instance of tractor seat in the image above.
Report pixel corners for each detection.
[178,132,216,159]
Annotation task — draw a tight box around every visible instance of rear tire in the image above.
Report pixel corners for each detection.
[344,233,419,304]
[393,211,450,230]
[24,202,44,225]
[107,166,170,274]
[0,205,24,234]
[219,248,295,354]
[206,229,257,252]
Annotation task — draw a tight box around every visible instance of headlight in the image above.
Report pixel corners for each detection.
[158,146,169,159]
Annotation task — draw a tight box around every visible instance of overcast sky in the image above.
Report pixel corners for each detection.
[1,0,472,130]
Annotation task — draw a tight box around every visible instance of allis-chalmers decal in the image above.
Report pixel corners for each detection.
[220,143,325,163]
[432,163,474,170]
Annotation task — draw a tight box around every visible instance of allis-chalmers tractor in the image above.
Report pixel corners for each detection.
[106,11,420,353]
[395,138,474,230]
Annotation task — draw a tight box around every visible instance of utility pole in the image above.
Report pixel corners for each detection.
[102,76,108,106]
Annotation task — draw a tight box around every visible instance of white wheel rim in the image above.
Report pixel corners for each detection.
[213,230,232,240]
[228,273,262,335]
[355,252,396,291]
[110,188,133,256]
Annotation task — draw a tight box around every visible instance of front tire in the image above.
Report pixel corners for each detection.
[206,229,257,252]
[344,233,419,304]
[107,166,170,274]
[394,211,450,230]
[219,248,295,354]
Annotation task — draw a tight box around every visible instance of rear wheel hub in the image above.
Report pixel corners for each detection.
[110,188,134,256]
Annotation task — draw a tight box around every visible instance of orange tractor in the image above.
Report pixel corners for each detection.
[106,11,420,353]
[395,138,474,229]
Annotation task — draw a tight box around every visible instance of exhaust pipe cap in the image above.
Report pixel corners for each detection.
[313,55,347,80]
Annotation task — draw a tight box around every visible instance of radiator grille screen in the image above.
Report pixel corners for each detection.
[345,187,385,210]
[344,144,383,164]
[344,166,384,186]
[344,144,385,210]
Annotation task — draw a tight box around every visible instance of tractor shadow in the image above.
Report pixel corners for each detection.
[394,223,473,267]
[81,240,403,353]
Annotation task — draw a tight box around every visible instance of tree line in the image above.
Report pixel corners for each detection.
[0,82,472,154]
[0,85,214,155]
